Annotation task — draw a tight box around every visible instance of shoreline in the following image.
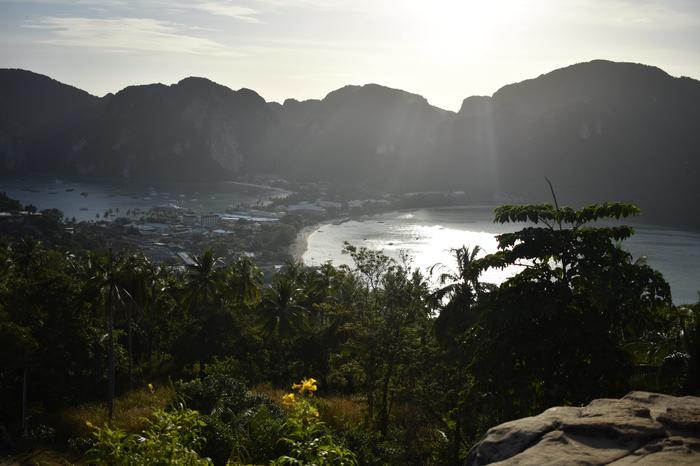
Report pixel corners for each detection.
[289,215,355,262]
[289,223,325,262]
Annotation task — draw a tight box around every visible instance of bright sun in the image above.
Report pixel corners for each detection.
[402,0,533,61]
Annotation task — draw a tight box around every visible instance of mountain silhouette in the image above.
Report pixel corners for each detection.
[1,60,698,229]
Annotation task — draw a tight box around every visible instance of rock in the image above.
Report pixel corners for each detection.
[467,391,700,466]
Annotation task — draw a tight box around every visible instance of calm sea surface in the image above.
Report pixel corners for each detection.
[0,176,286,222]
[303,207,700,305]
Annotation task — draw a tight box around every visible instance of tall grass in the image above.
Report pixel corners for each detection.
[57,384,176,440]
[252,383,365,427]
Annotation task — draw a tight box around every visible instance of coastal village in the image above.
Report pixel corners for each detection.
[0,180,468,278]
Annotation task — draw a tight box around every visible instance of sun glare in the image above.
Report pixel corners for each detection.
[403,0,526,62]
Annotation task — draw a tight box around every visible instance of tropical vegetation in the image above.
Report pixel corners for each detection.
[0,195,698,464]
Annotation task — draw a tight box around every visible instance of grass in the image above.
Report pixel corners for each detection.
[3,383,366,464]
[1,385,176,465]
[1,448,81,466]
[252,383,366,428]
[316,395,366,430]
[56,383,176,440]
[251,383,287,405]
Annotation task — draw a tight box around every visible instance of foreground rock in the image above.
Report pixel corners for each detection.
[467,391,700,465]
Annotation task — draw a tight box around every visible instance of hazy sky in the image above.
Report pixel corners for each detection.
[1,0,699,110]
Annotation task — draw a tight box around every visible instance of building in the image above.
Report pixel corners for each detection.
[200,214,220,228]
[317,200,343,210]
[286,202,327,216]
[176,252,196,266]
[150,204,182,218]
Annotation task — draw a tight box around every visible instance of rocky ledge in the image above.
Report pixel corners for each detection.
[467,391,700,465]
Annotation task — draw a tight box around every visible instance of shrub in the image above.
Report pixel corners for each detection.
[86,406,211,465]
[272,378,357,466]
[175,363,284,465]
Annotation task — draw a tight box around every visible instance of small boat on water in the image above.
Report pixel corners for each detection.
[49,191,58,194]
[65,188,74,192]
[80,192,89,197]
[79,207,89,211]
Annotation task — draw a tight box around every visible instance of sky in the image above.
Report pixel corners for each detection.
[1,0,699,111]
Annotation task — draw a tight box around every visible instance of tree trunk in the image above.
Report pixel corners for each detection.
[451,417,461,466]
[146,290,155,372]
[107,288,115,422]
[21,351,28,437]
[128,301,133,392]
[379,358,396,438]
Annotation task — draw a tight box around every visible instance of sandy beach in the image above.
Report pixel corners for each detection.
[289,223,325,261]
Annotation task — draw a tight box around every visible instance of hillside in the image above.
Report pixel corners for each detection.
[486,60,700,228]
[268,84,453,191]
[0,69,100,172]
[1,60,699,229]
[63,77,278,180]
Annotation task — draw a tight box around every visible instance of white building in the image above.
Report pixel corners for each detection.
[286,202,327,215]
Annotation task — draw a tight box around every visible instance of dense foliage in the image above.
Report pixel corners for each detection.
[1,198,698,464]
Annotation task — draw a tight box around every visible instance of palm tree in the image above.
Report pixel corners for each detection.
[429,245,485,462]
[430,245,484,346]
[184,249,225,377]
[185,249,224,312]
[84,250,129,421]
[280,258,307,285]
[302,262,339,328]
[226,255,263,307]
[119,253,154,391]
[259,276,308,340]
[258,276,309,385]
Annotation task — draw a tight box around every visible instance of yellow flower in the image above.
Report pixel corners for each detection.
[281,393,296,407]
[292,377,319,396]
[147,383,154,393]
[302,378,318,395]
[85,420,94,429]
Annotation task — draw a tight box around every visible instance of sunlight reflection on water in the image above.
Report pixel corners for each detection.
[303,207,700,304]
[303,208,522,286]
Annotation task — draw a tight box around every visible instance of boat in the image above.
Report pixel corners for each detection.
[80,192,89,196]
[79,207,89,211]
[65,188,74,192]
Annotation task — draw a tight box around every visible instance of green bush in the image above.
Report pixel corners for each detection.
[86,406,211,465]
[175,363,285,465]
[272,378,357,466]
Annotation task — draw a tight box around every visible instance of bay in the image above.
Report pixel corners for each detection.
[303,207,700,305]
[0,176,287,222]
